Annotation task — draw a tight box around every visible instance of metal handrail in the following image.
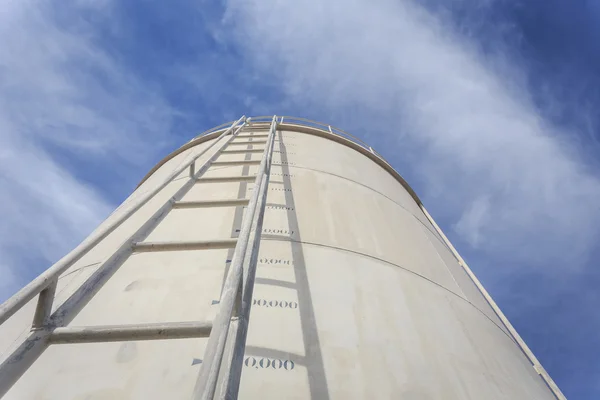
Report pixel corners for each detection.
[192,116,378,158]
[284,116,373,149]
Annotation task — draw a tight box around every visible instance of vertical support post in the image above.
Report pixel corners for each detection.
[31,280,57,329]
[328,125,333,134]
[192,116,278,400]
[369,146,374,154]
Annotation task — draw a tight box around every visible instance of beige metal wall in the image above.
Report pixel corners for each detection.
[0,125,558,399]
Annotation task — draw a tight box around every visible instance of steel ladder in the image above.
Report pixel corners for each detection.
[0,115,280,399]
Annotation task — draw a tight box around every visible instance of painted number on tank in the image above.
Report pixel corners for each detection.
[252,299,298,309]
[270,188,292,192]
[244,357,295,371]
[274,161,296,166]
[236,228,295,235]
[245,205,294,211]
[271,173,295,177]
[267,205,294,211]
[262,228,294,235]
[259,258,292,265]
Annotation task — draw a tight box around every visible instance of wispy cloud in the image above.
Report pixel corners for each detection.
[1,0,598,395]
[0,0,176,298]
[222,0,600,270]
[218,0,600,394]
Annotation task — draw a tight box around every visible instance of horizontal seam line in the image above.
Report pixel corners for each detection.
[277,163,453,254]
[262,236,515,343]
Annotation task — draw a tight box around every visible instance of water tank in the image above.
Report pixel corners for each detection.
[0,116,564,399]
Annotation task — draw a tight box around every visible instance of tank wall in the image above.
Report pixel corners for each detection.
[0,137,220,364]
[0,127,556,400]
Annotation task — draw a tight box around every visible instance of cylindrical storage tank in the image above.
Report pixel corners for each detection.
[0,117,563,399]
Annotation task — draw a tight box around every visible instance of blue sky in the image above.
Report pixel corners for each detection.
[1,0,599,398]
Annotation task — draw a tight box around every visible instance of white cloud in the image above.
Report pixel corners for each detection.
[222,0,600,270]
[0,0,176,299]
[216,4,600,390]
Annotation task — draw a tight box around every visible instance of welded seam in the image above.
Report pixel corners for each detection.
[280,163,453,252]
[58,262,102,280]
[261,236,517,344]
[415,221,468,298]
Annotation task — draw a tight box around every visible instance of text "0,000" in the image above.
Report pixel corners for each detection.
[244,357,295,370]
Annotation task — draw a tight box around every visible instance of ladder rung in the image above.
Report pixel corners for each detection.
[133,240,237,252]
[197,175,256,183]
[236,134,268,138]
[212,160,260,166]
[173,199,249,208]
[221,149,264,154]
[227,140,267,145]
[49,321,213,344]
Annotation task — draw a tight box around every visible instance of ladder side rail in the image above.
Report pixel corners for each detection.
[0,121,248,397]
[51,121,249,327]
[217,118,278,400]
[0,116,247,325]
[192,116,277,400]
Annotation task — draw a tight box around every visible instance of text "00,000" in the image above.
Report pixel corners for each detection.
[252,299,298,309]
